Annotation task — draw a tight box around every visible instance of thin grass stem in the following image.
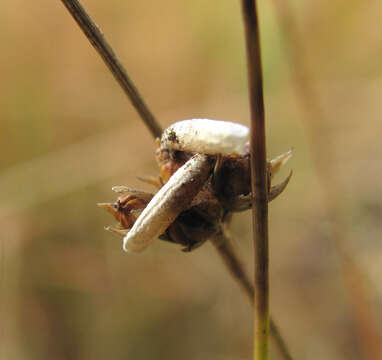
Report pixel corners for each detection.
[240,1,269,360]
[59,0,163,138]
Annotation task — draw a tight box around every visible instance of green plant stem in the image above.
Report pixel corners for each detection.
[59,0,163,139]
[240,1,269,360]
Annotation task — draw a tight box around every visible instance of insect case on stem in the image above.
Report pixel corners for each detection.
[98,119,292,253]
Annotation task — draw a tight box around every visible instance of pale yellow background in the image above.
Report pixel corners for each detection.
[0,1,381,359]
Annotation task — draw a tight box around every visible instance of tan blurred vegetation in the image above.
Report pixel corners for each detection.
[1,0,382,359]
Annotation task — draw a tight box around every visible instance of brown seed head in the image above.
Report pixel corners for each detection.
[98,191,153,229]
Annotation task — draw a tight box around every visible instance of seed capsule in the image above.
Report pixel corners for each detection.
[123,153,214,253]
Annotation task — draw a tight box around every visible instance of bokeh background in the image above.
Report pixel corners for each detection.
[1,1,381,359]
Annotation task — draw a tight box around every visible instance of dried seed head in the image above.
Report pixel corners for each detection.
[99,118,293,253]
[98,189,153,229]
[123,153,214,253]
[160,119,249,156]
[155,145,193,183]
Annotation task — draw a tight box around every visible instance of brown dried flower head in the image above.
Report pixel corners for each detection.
[99,119,292,253]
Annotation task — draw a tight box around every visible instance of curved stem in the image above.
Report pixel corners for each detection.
[59,0,163,138]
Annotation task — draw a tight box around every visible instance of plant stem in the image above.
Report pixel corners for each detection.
[59,0,163,139]
[210,230,253,299]
[240,1,269,360]
[210,231,293,360]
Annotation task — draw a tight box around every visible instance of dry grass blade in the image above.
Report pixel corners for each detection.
[59,0,162,138]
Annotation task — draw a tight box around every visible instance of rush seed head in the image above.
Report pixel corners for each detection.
[99,119,292,253]
[122,153,214,253]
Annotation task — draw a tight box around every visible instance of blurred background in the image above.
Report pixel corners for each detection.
[1,0,381,359]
